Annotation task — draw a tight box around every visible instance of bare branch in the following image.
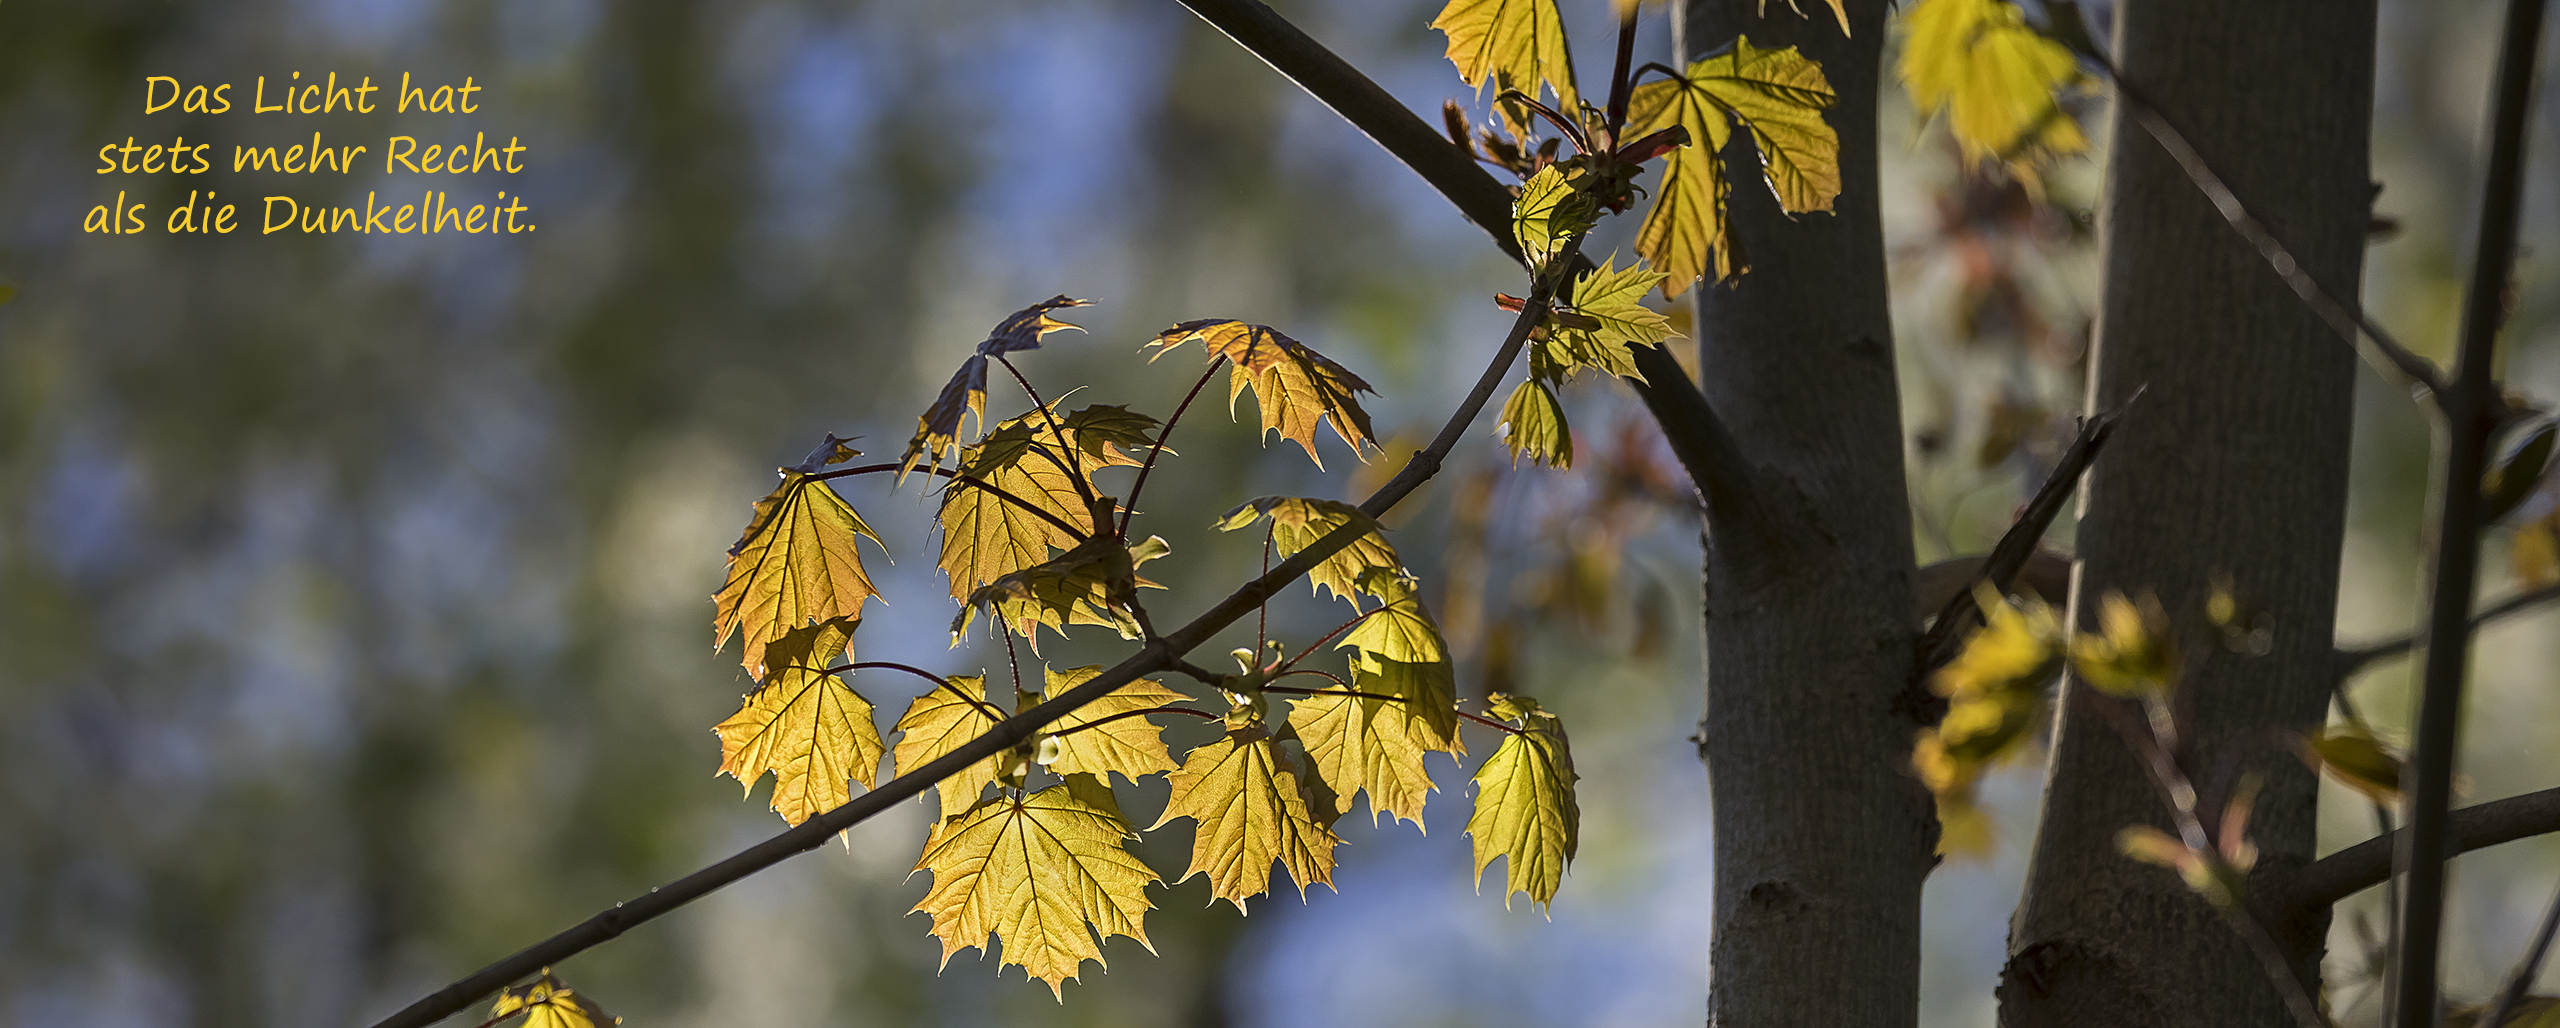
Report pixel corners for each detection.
[2275,786,2560,917]
[2332,583,2560,680]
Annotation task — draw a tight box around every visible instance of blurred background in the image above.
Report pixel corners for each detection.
[0,0,2555,1025]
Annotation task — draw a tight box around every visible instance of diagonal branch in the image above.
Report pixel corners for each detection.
[365,224,1574,1028]
[2332,582,2560,681]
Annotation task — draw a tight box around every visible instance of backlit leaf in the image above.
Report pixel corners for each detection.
[490,970,619,1028]
[1289,658,1464,828]
[1430,0,1578,135]
[953,534,1171,647]
[1338,570,1450,669]
[2298,722,2404,805]
[2521,511,2560,588]
[899,296,1095,478]
[715,617,886,826]
[892,673,1009,816]
[1897,0,2087,172]
[1146,320,1378,467]
[1626,37,1839,293]
[1152,727,1341,910]
[910,774,1158,999]
[1214,496,1406,608]
[938,403,1154,600]
[1544,256,1672,380]
[2485,421,2556,524]
[1040,664,1187,784]
[2068,591,2176,697]
[1513,165,1597,271]
[1501,378,1573,468]
[1467,694,1579,909]
[713,471,884,677]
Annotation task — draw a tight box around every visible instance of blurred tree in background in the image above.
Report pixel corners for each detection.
[0,0,2554,1026]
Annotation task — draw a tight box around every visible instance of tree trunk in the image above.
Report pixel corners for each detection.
[2001,3,2377,1026]
[1673,4,1935,1026]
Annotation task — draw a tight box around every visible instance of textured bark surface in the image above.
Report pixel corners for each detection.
[1673,3,1934,1026]
[2001,3,2377,1026]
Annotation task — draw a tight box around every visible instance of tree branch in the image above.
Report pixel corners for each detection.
[2391,0,2547,1020]
[366,223,1571,1028]
[2274,785,2560,917]
[2332,582,2560,680]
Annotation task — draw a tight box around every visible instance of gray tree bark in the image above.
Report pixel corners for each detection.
[2001,2,2377,1026]
[1673,3,1935,1026]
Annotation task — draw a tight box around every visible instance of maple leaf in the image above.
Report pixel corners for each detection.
[952,534,1171,648]
[1287,659,1464,828]
[1338,569,1450,669]
[892,673,1011,816]
[938,403,1155,601]
[2297,722,2406,805]
[1038,664,1187,784]
[489,969,619,1028]
[713,471,884,677]
[1626,37,1840,294]
[715,617,886,826]
[910,773,1159,999]
[899,295,1095,478]
[1214,496,1405,608]
[1467,693,1579,910]
[1501,378,1573,468]
[1898,0,2087,173]
[1512,165,1597,271]
[1542,256,1672,381]
[1146,320,1378,468]
[1430,0,1578,137]
[1152,727,1341,910]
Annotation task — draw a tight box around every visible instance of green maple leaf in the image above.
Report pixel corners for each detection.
[1543,255,1672,380]
[489,970,618,1028]
[714,617,886,827]
[1898,0,2087,172]
[1152,727,1341,910]
[891,673,1010,816]
[1467,693,1580,910]
[899,295,1095,478]
[1213,496,1405,608]
[1338,569,1450,669]
[1039,664,1187,784]
[1626,37,1840,293]
[1500,378,1573,468]
[938,403,1155,601]
[910,774,1158,999]
[1431,0,1578,137]
[1512,165,1598,271]
[712,471,884,677]
[1145,320,1378,468]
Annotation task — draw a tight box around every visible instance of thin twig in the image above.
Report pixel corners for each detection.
[365,210,1575,1028]
[2071,48,2452,406]
[1119,356,1225,538]
[2481,875,2560,1028]
[2333,583,2560,680]
[2393,0,2548,1022]
[1044,705,1222,738]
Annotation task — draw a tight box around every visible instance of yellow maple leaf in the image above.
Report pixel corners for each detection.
[1152,727,1341,910]
[1431,0,1578,137]
[952,533,1170,648]
[937,403,1154,601]
[909,774,1158,999]
[1039,664,1187,784]
[1500,378,1573,468]
[1338,570,1450,669]
[1467,694,1579,910]
[1214,496,1406,608]
[1512,165,1598,271]
[892,673,1011,816]
[1626,37,1840,294]
[489,969,619,1028]
[714,617,886,826]
[2297,722,2405,805]
[1541,255,1672,382]
[1897,0,2087,172]
[1145,321,1378,468]
[1287,660,1464,829]
[2068,590,2176,698]
[712,471,883,678]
